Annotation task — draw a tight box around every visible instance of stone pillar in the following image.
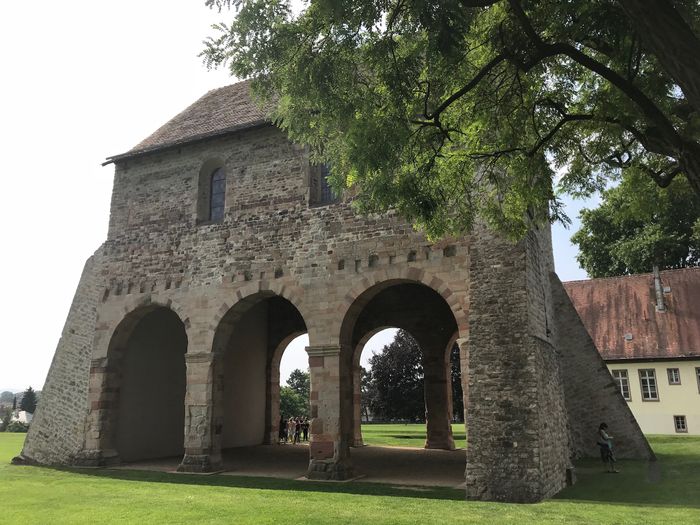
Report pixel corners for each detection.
[265,355,282,445]
[465,225,571,502]
[350,352,364,447]
[177,352,222,472]
[422,350,456,450]
[306,345,353,480]
[74,357,121,466]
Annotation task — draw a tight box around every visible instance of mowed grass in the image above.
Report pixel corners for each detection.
[361,422,467,448]
[2,432,700,524]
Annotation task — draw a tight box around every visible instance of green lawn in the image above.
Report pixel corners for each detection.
[361,422,467,448]
[2,432,699,524]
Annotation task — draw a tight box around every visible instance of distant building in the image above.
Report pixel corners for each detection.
[565,267,700,435]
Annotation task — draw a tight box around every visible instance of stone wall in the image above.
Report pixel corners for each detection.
[17,120,652,502]
[550,273,655,460]
[15,249,102,465]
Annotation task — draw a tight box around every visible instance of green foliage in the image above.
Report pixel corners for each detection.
[203,0,700,239]
[19,387,37,414]
[279,386,307,418]
[6,421,28,433]
[367,330,425,421]
[572,171,700,277]
[0,407,12,432]
[286,369,310,400]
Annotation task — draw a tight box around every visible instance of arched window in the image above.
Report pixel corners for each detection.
[209,167,226,222]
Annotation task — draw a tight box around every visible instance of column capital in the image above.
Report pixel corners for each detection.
[305,345,341,357]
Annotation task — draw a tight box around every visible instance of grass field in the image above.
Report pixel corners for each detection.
[361,422,467,448]
[2,430,699,524]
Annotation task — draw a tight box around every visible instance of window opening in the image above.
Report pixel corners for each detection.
[674,415,688,433]
[667,368,681,385]
[611,370,631,401]
[210,167,226,222]
[639,369,659,401]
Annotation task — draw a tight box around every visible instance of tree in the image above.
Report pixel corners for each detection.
[0,391,13,406]
[450,344,464,423]
[0,406,12,432]
[204,0,700,239]
[360,366,376,422]
[286,368,310,400]
[572,171,700,277]
[282,369,310,417]
[280,386,307,418]
[367,330,425,421]
[19,387,37,414]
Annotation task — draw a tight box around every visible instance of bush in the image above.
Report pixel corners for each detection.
[7,421,29,433]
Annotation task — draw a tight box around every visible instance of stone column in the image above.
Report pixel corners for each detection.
[177,352,222,472]
[306,345,353,480]
[74,357,121,466]
[422,350,456,450]
[465,225,570,502]
[350,351,364,447]
[264,355,281,445]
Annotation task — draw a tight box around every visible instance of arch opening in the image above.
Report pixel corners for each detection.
[212,293,308,451]
[110,306,188,462]
[339,281,465,451]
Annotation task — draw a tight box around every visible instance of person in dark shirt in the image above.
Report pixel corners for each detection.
[597,422,619,473]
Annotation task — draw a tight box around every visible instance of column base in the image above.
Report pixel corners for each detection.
[425,435,456,450]
[307,458,354,480]
[177,453,223,473]
[71,449,120,467]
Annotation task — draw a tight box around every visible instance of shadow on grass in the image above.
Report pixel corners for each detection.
[44,465,465,502]
[554,456,700,509]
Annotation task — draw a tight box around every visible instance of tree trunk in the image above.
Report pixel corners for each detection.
[621,0,700,115]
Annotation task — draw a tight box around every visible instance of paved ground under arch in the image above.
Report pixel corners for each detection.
[113,444,467,488]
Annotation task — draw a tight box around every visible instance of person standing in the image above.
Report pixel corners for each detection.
[597,422,619,473]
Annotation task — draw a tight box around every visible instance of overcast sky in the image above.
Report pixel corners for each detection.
[0,1,591,393]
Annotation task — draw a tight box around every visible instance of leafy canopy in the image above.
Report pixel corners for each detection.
[572,172,700,278]
[204,0,700,238]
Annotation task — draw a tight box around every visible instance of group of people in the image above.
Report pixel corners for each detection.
[279,416,309,444]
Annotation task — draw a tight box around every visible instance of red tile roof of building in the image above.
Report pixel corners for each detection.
[563,267,700,360]
[104,80,268,164]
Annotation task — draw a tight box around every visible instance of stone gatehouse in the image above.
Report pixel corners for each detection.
[16,80,653,502]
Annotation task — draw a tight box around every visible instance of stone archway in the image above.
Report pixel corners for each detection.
[97,304,188,463]
[338,279,466,455]
[209,292,308,456]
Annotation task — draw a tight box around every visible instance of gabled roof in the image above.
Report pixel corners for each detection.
[563,267,700,361]
[104,79,268,165]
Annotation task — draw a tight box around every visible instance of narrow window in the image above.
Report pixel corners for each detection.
[209,167,226,222]
[639,369,659,401]
[674,415,688,433]
[696,367,700,394]
[667,368,681,385]
[309,163,338,206]
[611,370,631,401]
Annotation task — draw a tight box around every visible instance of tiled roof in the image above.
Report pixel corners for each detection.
[563,267,700,360]
[105,80,268,164]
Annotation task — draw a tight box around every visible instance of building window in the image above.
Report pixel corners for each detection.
[639,369,659,401]
[696,367,700,394]
[209,167,226,222]
[196,160,226,224]
[667,368,681,385]
[611,370,631,401]
[309,163,338,206]
[674,415,688,433]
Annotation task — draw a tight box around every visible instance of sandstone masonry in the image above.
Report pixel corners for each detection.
[16,82,653,502]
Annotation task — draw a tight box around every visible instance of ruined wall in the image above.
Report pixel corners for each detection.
[16,250,102,465]
[550,273,654,460]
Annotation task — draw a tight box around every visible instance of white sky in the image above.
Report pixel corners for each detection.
[0,1,590,393]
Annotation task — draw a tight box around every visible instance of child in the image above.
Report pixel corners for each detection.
[597,422,619,473]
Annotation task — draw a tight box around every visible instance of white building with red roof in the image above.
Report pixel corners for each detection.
[564,267,700,435]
